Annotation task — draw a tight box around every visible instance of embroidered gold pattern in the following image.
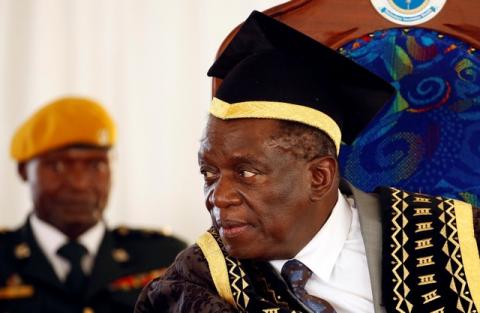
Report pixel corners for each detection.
[414,208,432,216]
[454,199,480,311]
[259,277,289,306]
[416,222,434,233]
[422,290,441,304]
[414,197,432,203]
[415,238,434,250]
[390,189,413,313]
[418,274,437,286]
[197,232,236,307]
[226,256,250,310]
[417,255,435,268]
[444,199,475,312]
[385,188,478,312]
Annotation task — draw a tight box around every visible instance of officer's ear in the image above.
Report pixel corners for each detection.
[308,156,338,201]
[18,162,28,182]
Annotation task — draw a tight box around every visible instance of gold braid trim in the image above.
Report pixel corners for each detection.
[196,232,236,307]
[210,97,342,154]
[454,199,480,309]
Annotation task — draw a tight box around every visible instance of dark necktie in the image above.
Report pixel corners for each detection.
[57,241,88,296]
[281,259,336,313]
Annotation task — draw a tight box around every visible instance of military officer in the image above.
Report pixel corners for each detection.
[0,97,187,313]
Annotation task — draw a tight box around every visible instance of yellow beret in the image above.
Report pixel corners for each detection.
[10,97,116,162]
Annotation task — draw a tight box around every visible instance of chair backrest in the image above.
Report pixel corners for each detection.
[213,0,480,205]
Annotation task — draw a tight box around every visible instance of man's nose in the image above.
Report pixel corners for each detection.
[208,175,242,209]
[66,163,90,189]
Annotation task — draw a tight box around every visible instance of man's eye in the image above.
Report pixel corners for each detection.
[240,170,256,178]
[201,170,216,179]
[90,160,108,172]
[48,161,65,173]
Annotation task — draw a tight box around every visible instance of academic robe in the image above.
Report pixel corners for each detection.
[135,181,480,313]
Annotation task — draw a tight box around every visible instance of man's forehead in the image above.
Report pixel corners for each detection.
[199,117,284,158]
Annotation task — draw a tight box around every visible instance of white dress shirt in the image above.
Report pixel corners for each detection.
[270,190,374,313]
[30,214,106,282]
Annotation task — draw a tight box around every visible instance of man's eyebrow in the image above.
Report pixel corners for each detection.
[230,154,266,164]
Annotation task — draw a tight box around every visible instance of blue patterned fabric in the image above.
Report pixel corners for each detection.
[281,259,336,312]
[338,28,480,206]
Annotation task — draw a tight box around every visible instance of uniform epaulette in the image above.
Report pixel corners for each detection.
[0,227,12,237]
[113,225,173,239]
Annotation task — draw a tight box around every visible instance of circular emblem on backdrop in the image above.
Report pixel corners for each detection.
[370,0,447,25]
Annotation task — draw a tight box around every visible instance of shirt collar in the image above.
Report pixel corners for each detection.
[78,220,106,256]
[30,214,106,256]
[271,189,353,281]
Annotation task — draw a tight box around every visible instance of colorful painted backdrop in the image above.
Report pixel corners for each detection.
[339,28,480,205]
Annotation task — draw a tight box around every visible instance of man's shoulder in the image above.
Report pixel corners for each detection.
[108,225,188,265]
[152,243,211,284]
[0,227,14,241]
[111,225,186,244]
[0,225,24,237]
[134,243,235,313]
[0,226,30,280]
[0,225,26,252]
[0,228,15,259]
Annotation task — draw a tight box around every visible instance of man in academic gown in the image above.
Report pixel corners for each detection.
[0,97,187,313]
[135,11,480,313]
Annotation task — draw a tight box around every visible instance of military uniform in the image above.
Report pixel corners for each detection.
[0,221,186,313]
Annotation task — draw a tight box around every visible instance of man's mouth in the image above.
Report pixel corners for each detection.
[218,220,251,239]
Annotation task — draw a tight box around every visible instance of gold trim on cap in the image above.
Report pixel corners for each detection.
[196,232,236,307]
[454,199,480,308]
[210,97,341,154]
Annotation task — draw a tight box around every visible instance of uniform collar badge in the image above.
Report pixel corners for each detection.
[112,248,130,263]
[14,242,31,260]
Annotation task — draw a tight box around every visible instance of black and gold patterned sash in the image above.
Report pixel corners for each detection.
[378,187,480,313]
[197,228,308,313]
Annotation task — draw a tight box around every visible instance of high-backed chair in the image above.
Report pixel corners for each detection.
[213,0,480,206]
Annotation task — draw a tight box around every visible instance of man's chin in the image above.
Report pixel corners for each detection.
[223,241,263,260]
[60,210,103,229]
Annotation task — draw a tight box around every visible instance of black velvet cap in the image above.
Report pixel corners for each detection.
[207,11,395,150]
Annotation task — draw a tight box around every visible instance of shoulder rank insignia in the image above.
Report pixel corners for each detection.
[141,226,172,237]
[116,226,130,236]
[0,274,34,299]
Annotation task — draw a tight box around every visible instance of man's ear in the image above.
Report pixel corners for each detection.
[18,162,28,182]
[308,156,338,201]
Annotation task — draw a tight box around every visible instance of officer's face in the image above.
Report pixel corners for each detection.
[20,146,111,239]
[198,117,333,260]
